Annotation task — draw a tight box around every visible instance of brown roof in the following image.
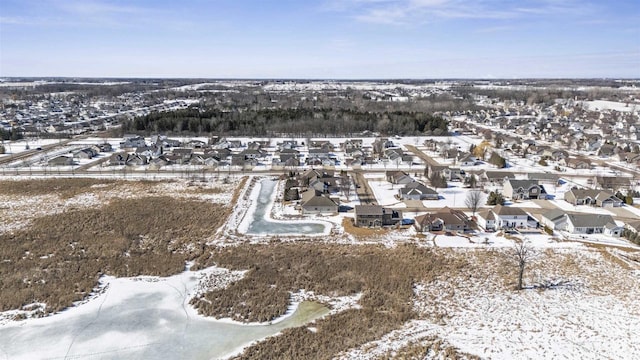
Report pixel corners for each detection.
[355,205,383,216]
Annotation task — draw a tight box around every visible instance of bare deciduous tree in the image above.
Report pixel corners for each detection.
[509,241,536,290]
[341,173,352,201]
[465,190,482,216]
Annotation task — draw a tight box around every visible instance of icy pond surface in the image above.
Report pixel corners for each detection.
[246,179,329,235]
[0,267,329,360]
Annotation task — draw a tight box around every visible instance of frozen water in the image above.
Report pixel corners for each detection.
[246,179,328,235]
[0,269,328,360]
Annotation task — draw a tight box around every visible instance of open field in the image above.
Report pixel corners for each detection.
[0,178,236,316]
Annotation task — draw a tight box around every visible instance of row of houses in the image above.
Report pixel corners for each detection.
[46,143,113,166]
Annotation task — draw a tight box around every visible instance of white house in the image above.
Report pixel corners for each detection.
[540,209,567,231]
[486,205,532,230]
[476,209,497,231]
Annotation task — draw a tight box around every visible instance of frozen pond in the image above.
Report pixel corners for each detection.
[245,179,330,235]
[0,267,329,360]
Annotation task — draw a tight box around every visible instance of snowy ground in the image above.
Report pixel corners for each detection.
[339,247,640,360]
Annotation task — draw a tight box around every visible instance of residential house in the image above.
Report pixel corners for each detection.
[414,207,470,232]
[565,214,622,236]
[125,153,148,166]
[593,176,632,191]
[564,189,623,208]
[354,205,402,227]
[539,209,567,231]
[108,152,127,166]
[277,148,300,163]
[96,143,113,152]
[477,205,532,230]
[386,171,414,185]
[120,135,146,149]
[560,157,591,170]
[300,190,339,215]
[476,209,497,231]
[185,139,207,149]
[171,148,193,164]
[149,155,171,168]
[372,138,394,155]
[503,179,547,200]
[442,167,466,182]
[240,148,265,160]
[479,170,515,185]
[341,139,363,152]
[47,155,74,166]
[625,220,640,235]
[398,182,439,200]
[384,148,404,165]
[73,147,98,159]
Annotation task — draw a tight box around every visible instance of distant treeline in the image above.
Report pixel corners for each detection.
[121,108,449,136]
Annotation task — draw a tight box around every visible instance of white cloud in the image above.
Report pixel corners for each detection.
[55,0,144,16]
[329,0,598,25]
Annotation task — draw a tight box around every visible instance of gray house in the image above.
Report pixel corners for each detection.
[564,189,623,208]
[503,179,546,200]
[300,190,338,215]
[386,171,414,185]
[354,205,402,227]
[398,182,439,200]
[539,209,567,230]
[565,214,622,236]
[48,155,74,166]
[414,207,470,232]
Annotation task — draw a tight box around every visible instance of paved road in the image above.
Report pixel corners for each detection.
[0,138,77,166]
[404,144,441,167]
[352,170,378,205]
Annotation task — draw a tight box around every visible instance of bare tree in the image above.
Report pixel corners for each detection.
[341,173,352,201]
[509,241,536,290]
[465,190,482,215]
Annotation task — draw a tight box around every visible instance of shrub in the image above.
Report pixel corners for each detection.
[487,191,505,205]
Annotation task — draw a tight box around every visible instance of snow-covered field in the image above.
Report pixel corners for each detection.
[339,247,640,360]
[581,100,639,113]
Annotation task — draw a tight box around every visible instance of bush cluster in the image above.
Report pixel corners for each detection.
[192,243,468,359]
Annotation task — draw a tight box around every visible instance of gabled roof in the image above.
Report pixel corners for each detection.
[400,182,438,195]
[541,209,565,222]
[355,205,383,216]
[477,209,496,221]
[507,179,543,191]
[567,188,605,200]
[566,214,616,228]
[492,205,528,216]
[302,194,338,208]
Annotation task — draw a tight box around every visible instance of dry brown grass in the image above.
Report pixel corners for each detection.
[380,338,481,360]
[0,178,118,198]
[0,196,230,314]
[342,217,392,239]
[191,243,470,360]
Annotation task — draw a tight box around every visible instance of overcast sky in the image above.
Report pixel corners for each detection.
[1,0,638,78]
